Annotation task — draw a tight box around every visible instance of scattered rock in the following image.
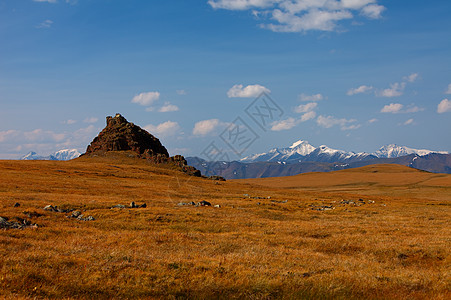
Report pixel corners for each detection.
[197,200,211,207]
[0,216,38,230]
[130,201,136,208]
[271,200,288,204]
[43,205,73,213]
[214,204,221,208]
[44,205,56,211]
[209,175,226,181]
[112,204,126,209]
[13,202,20,207]
[76,214,95,221]
[70,211,82,218]
[310,205,335,211]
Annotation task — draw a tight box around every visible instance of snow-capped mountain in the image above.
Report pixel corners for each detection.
[240,140,315,163]
[21,152,46,160]
[240,140,448,164]
[373,144,448,158]
[50,149,81,161]
[21,149,81,161]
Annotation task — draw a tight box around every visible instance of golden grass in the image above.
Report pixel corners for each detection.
[1,154,450,299]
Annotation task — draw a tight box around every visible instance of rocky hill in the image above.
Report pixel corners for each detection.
[83,114,200,176]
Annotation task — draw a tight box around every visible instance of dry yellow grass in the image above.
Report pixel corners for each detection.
[1,154,450,299]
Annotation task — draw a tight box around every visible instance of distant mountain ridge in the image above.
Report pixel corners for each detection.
[21,149,81,161]
[187,140,450,179]
[240,140,448,164]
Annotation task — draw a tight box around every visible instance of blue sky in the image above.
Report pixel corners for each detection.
[1,0,450,160]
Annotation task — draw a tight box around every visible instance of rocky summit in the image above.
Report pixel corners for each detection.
[84,113,200,176]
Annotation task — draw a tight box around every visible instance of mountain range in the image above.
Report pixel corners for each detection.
[21,149,81,161]
[240,140,448,164]
[187,140,450,179]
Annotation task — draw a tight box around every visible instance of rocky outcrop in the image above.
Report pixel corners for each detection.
[84,114,201,177]
[86,113,169,157]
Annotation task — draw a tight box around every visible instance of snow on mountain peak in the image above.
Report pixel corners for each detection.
[374,144,448,158]
[21,149,81,161]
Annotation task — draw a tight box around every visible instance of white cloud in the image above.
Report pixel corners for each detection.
[294,102,317,113]
[361,4,385,19]
[36,20,53,28]
[83,117,98,123]
[209,0,386,33]
[381,103,403,113]
[227,84,270,98]
[33,0,57,3]
[131,91,160,106]
[368,118,378,123]
[403,118,414,126]
[316,115,359,130]
[445,84,451,94]
[380,103,423,114]
[300,110,316,122]
[347,85,373,96]
[403,73,419,83]
[377,82,406,98]
[64,119,77,125]
[159,102,179,112]
[299,93,323,102]
[144,121,180,137]
[192,119,226,136]
[437,98,451,114]
[271,117,298,131]
[0,130,18,143]
[176,89,187,95]
[208,0,275,10]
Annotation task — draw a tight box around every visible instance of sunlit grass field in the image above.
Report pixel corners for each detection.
[1,152,450,299]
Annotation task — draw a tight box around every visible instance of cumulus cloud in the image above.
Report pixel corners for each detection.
[316,115,359,130]
[347,85,373,96]
[445,84,451,94]
[144,121,180,137]
[403,73,419,83]
[437,98,451,113]
[294,102,317,113]
[176,89,187,95]
[361,4,385,19]
[380,103,403,113]
[208,0,386,33]
[192,119,228,136]
[270,117,298,131]
[131,91,160,106]
[368,118,378,123]
[227,84,270,98]
[377,82,406,98]
[159,102,179,112]
[300,110,317,122]
[299,93,323,102]
[380,103,423,114]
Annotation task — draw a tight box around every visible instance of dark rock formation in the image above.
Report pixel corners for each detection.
[86,113,169,157]
[84,114,201,177]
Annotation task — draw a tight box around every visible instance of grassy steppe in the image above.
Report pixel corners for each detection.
[1,153,450,299]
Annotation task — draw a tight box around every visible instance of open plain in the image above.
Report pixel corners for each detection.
[1,153,450,299]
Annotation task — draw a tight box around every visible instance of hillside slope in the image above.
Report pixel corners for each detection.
[0,157,450,299]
